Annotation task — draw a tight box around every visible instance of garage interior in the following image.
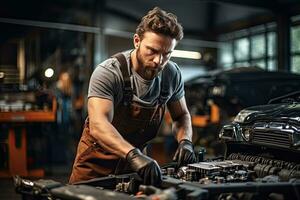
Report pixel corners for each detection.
[1,0,300,199]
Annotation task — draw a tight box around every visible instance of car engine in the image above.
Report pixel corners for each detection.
[15,144,300,200]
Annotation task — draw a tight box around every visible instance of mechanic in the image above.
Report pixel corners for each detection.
[69,7,196,186]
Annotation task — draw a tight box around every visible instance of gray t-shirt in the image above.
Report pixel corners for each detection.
[88,50,184,107]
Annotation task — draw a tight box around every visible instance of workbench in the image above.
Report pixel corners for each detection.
[0,97,56,177]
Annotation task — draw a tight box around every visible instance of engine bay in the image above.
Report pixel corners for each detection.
[15,142,300,200]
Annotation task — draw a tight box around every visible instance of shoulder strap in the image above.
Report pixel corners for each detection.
[112,53,133,105]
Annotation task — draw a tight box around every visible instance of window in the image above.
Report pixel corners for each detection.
[218,23,277,71]
[291,15,300,73]
[219,42,233,69]
[291,56,300,73]
[251,34,265,58]
[234,38,249,61]
[267,32,276,57]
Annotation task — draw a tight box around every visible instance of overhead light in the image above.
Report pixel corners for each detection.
[171,50,202,60]
[0,72,5,79]
[44,68,54,78]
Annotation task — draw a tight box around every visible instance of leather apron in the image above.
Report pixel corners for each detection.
[69,53,167,184]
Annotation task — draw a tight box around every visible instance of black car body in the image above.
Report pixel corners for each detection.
[220,91,300,152]
[219,91,300,184]
[185,67,300,156]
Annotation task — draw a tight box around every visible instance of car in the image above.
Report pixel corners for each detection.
[220,90,300,153]
[185,67,300,156]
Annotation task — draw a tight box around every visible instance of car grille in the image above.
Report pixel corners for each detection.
[252,130,291,148]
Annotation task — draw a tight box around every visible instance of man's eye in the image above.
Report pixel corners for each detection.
[147,49,155,54]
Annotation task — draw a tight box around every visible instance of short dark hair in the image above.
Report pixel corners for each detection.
[136,7,184,41]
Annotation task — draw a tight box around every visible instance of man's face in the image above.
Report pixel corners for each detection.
[134,32,177,80]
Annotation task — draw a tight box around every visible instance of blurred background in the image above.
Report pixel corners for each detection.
[1,0,300,194]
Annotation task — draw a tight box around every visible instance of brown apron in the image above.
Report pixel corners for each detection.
[69,53,167,184]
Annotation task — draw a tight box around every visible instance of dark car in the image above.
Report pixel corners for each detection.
[185,67,300,156]
[220,90,300,153]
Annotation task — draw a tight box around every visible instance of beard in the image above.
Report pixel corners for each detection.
[136,48,161,80]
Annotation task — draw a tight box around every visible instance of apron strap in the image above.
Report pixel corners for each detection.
[158,72,169,105]
[112,53,133,106]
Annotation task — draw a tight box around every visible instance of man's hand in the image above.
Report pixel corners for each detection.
[126,148,162,186]
[173,139,197,168]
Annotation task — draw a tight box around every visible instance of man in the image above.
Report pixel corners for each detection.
[69,7,196,186]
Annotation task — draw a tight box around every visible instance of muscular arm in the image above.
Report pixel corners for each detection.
[167,97,193,142]
[88,97,134,158]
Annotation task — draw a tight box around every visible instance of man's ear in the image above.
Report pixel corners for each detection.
[133,34,140,49]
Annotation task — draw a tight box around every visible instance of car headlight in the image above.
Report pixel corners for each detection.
[234,109,258,123]
[219,125,235,140]
[242,128,251,141]
[219,123,243,142]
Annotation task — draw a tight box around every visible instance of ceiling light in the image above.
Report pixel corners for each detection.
[171,50,202,60]
[44,68,54,78]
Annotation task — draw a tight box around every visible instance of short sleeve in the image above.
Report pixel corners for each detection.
[88,59,122,103]
[168,62,185,102]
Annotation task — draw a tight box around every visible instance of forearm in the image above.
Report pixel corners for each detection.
[89,118,134,159]
[172,113,193,142]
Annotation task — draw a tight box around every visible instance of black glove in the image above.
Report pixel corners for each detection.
[173,139,197,168]
[126,148,162,186]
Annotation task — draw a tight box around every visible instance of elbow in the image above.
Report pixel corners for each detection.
[88,116,111,141]
[88,122,97,139]
[89,123,96,137]
[88,119,102,139]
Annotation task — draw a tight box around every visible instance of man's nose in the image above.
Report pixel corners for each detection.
[153,54,163,65]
